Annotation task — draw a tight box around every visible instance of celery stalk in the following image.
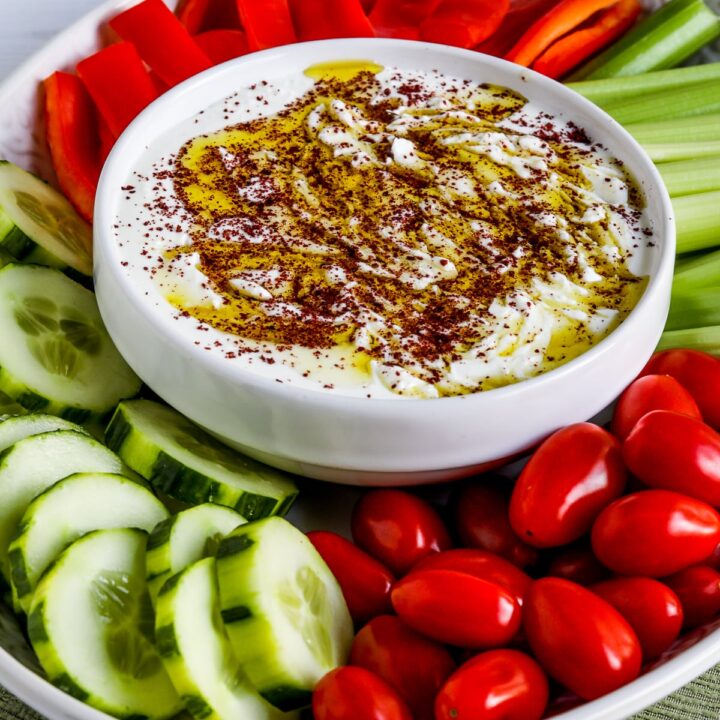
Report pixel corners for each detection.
[567,63,720,105]
[658,325,720,353]
[643,143,720,162]
[666,287,720,330]
[625,114,720,145]
[570,0,720,80]
[673,248,720,294]
[659,157,720,196]
[600,81,720,124]
[627,115,720,160]
[674,191,720,254]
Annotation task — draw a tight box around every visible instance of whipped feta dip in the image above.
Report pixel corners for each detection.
[113,62,656,399]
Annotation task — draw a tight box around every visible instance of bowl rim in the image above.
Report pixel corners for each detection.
[94,37,676,408]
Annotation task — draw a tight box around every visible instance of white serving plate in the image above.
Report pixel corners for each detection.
[0,1,718,719]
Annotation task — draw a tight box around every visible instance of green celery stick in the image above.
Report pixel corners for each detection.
[658,325,720,353]
[658,157,720,196]
[674,191,720,253]
[570,0,720,80]
[666,286,720,330]
[601,81,720,124]
[567,63,720,105]
[625,113,720,144]
[672,247,720,293]
[641,142,720,162]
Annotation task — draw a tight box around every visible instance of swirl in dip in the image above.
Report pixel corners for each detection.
[114,62,655,399]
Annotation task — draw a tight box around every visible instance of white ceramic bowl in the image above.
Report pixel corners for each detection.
[94,39,675,485]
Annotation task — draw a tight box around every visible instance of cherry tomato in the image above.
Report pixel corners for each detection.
[414,549,532,607]
[664,565,720,629]
[623,410,720,507]
[454,481,538,568]
[350,615,456,720]
[307,530,394,625]
[391,569,521,648]
[524,578,642,700]
[591,490,720,577]
[435,650,549,720]
[590,577,683,659]
[612,374,701,441]
[509,423,626,548]
[313,666,413,720]
[643,350,720,430]
[547,544,611,586]
[352,490,451,575]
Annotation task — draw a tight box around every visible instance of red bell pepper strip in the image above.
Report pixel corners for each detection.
[77,42,159,139]
[235,0,297,51]
[194,29,249,64]
[289,0,374,40]
[506,0,621,67]
[476,0,561,57]
[44,72,101,223]
[370,0,440,38]
[110,0,212,88]
[532,0,642,79]
[420,0,510,49]
[177,0,240,34]
[98,119,116,164]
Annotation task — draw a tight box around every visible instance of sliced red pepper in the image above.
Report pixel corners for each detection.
[77,42,159,139]
[44,72,101,223]
[420,0,510,48]
[476,0,561,57]
[290,0,374,40]
[98,119,116,164]
[506,0,621,67]
[370,0,440,38]
[235,0,297,50]
[532,0,642,79]
[194,29,249,64]
[110,0,212,88]
[177,0,240,34]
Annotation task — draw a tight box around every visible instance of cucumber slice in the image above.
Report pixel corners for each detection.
[156,558,296,720]
[106,400,298,521]
[216,517,353,711]
[0,391,28,418]
[28,528,181,719]
[0,263,141,421]
[147,503,246,602]
[0,429,125,578]
[0,162,92,277]
[0,413,86,453]
[9,472,169,613]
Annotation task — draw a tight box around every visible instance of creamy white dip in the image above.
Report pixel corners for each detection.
[113,64,655,399]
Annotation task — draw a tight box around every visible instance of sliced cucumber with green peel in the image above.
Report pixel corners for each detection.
[0,263,141,421]
[0,391,28,418]
[9,472,168,613]
[0,429,125,579]
[106,400,298,521]
[156,557,295,720]
[0,413,86,454]
[147,503,246,602]
[0,162,93,277]
[28,528,181,719]
[216,517,353,711]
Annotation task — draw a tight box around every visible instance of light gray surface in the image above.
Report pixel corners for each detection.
[1,0,106,80]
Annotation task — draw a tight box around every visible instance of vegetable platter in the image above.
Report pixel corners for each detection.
[1,2,720,720]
